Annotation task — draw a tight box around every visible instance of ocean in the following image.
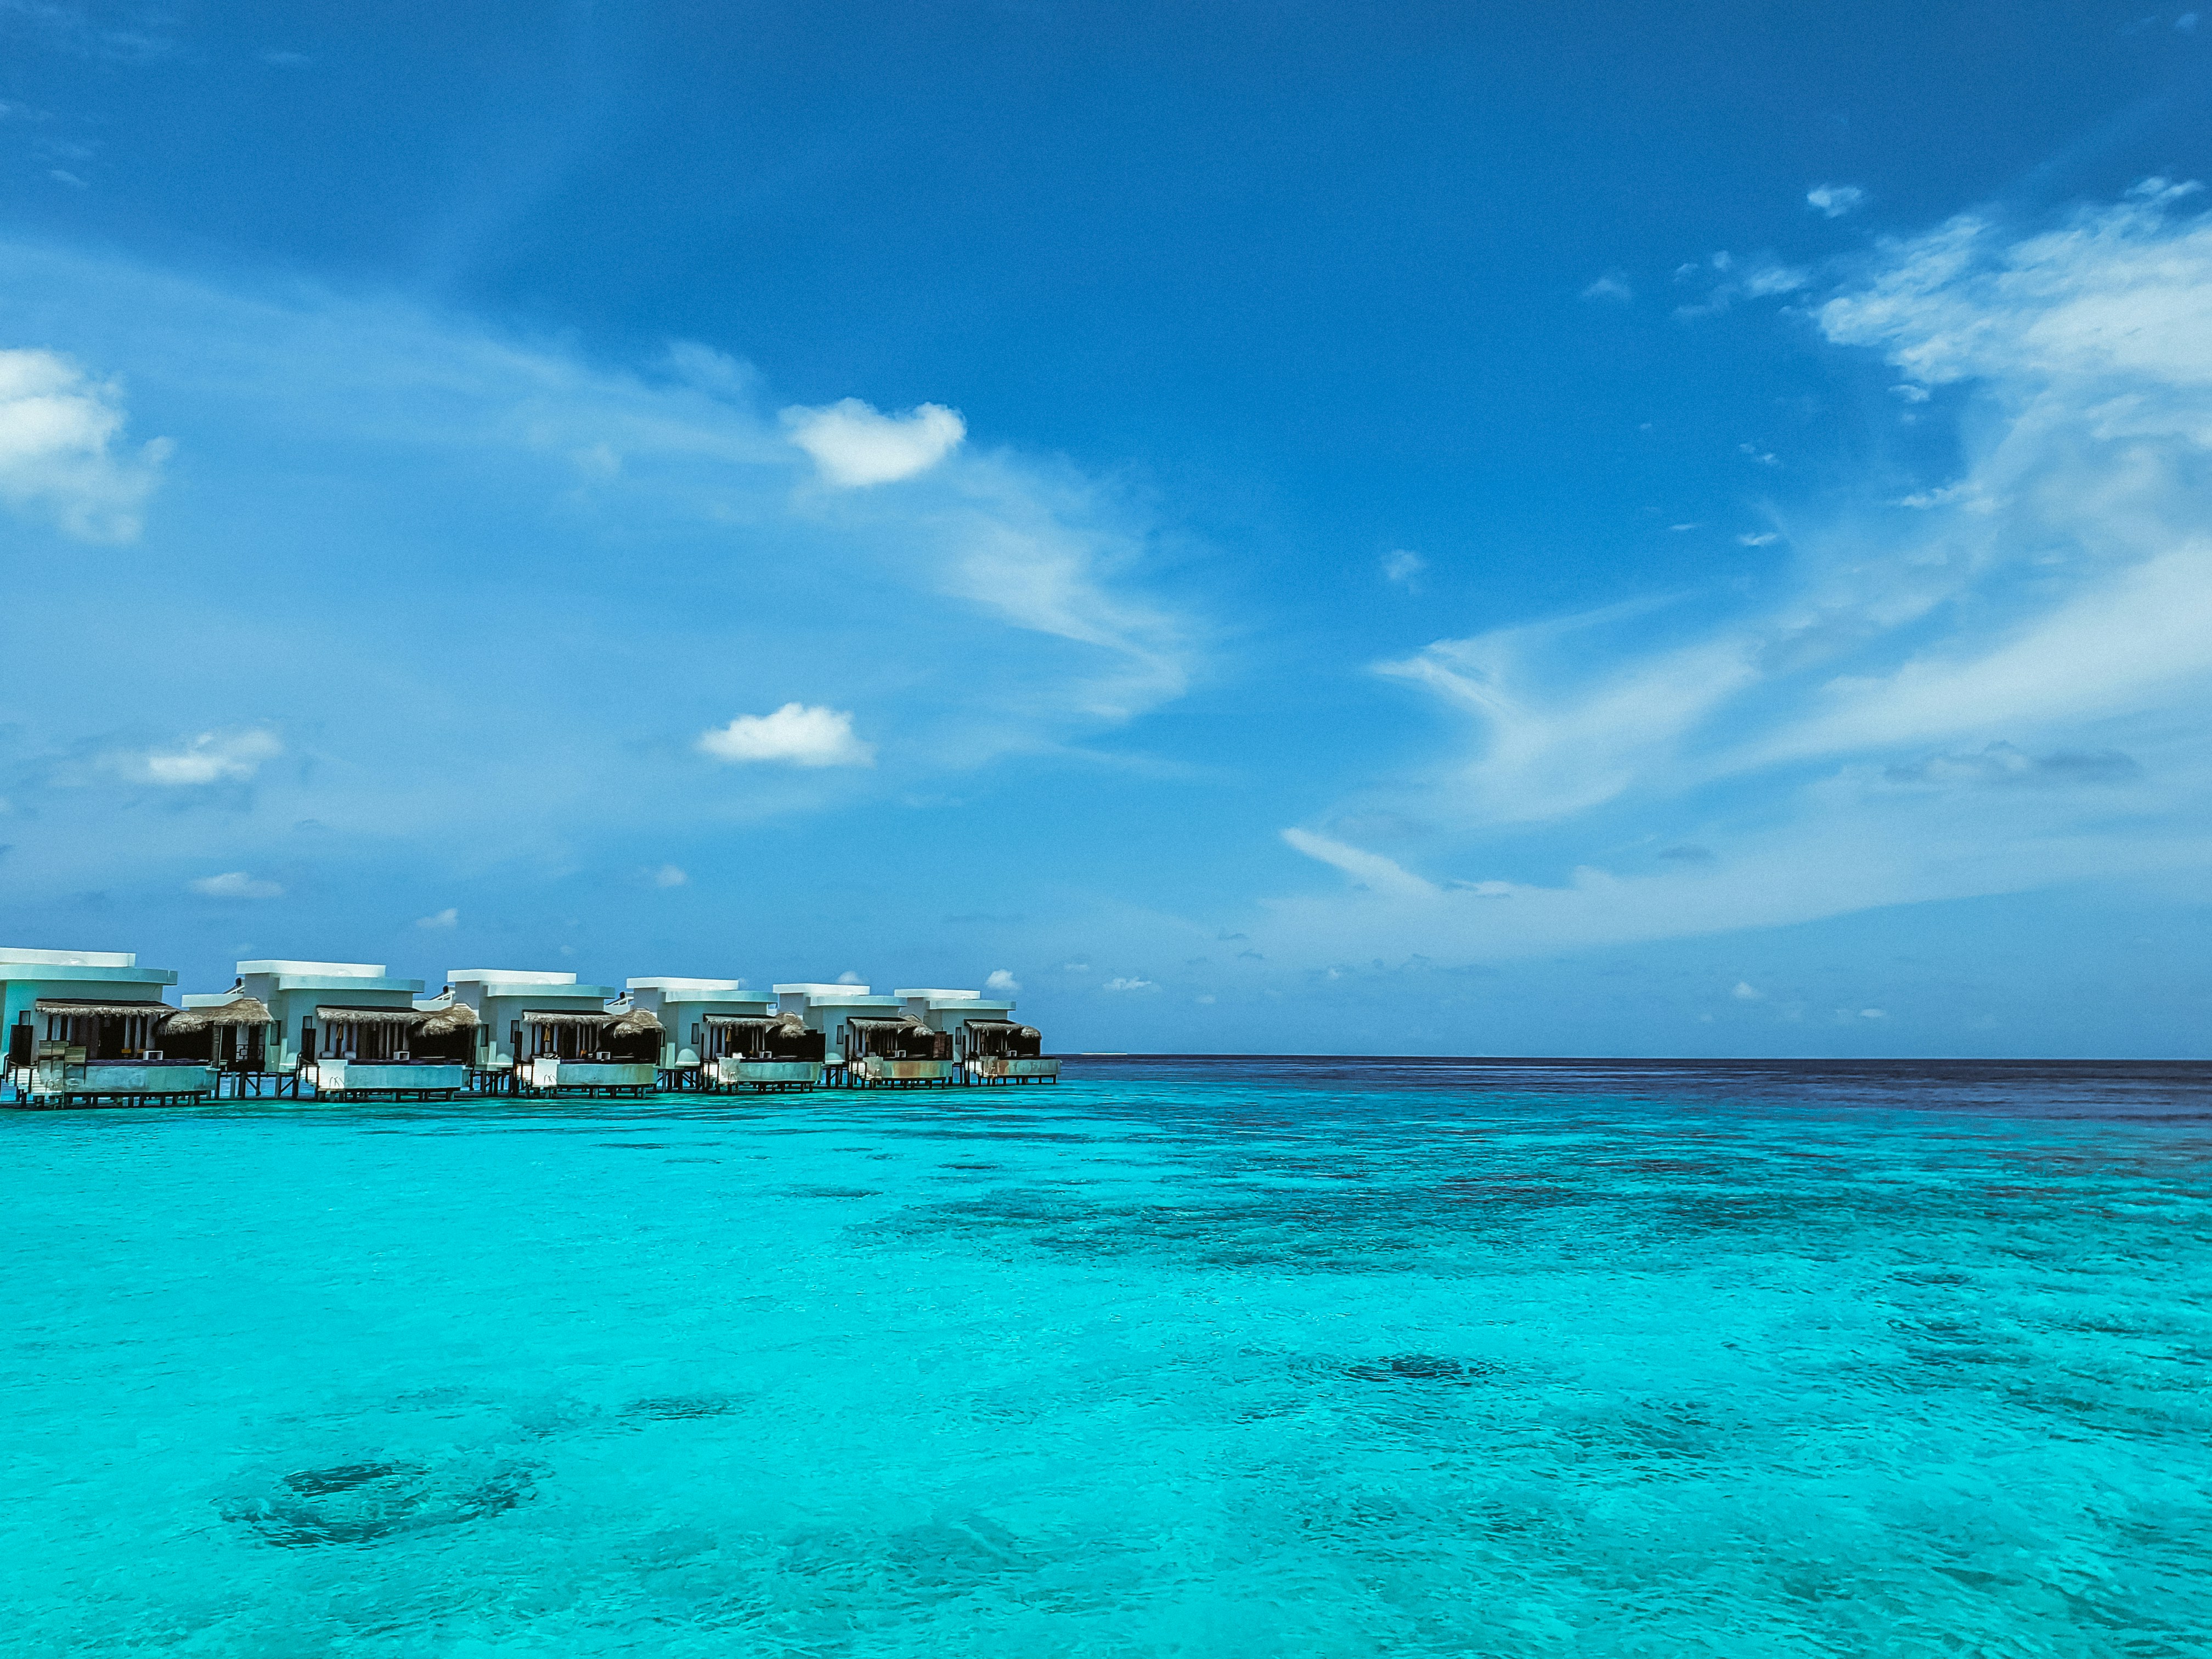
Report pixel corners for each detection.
[3,1058,2207,1656]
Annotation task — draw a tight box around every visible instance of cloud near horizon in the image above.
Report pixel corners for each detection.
[1269,181,2212,963]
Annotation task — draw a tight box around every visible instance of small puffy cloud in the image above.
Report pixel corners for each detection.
[1737,532,1780,547]
[0,347,170,540]
[697,703,874,768]
[1858,1008,1887,1020]
[1808,184,1866,219]
[1739,443,1780,466]
[131,729,280,786]
[1061,961,1091,972]
[1581,273,1634,303]
[985,968,1020,993]
[836,969,865,985]
[416,907,459,929]
[781,398,964,487]
[1103,976,1156,992]
[1382,549,1426,588]
[651,863,688,888]
[189,871,282,899]
[1733,980,1764,1001]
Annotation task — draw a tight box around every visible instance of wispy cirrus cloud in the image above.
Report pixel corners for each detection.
[0,235,1208,903]
[188,870,282,899]
[1274,180,2212,960]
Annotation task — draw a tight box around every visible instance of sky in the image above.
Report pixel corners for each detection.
[3,0,2211,1057]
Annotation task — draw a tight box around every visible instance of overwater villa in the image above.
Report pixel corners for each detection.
[5,948,1053,1107]
[776,981,955,1088]
[899,988,1059,1085]
[193,960,473,1100]
[449,969,654,1096]
[622,977,825,1092]
[1,947,212,1105]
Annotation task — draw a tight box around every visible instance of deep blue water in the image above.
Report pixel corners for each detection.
[3,1059,2209,1656]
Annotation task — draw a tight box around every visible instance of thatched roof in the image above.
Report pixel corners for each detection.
[521,1009,616,1026]
[848,1015,933,1033]
[415,1001,478,1035]
[33,998,172,1018]
[165,995,274,1032]
[315,1004,422,1025]
[608,1008,664,1037]
[704,1012,809,1036]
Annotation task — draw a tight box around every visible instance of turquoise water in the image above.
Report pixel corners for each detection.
[4,1059,2208,1657]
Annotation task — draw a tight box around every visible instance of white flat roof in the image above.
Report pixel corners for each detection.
[476,984,617,1001]
[774,981,868,995]
[628,977,746,991]
[1,948,136,968]
[238,960,387,977]
[450,969,577,985]
[895,988,979,1000]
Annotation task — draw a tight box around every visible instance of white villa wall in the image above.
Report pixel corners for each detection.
[1,949,175,1058]
[451,969,619,1068]
[626,977,771,1066]
[897,989,1017,1058]
[223,961,424,1070]
[774,983,902,1066]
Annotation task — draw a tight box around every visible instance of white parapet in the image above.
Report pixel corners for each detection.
[0,948,138,968]
[236,960,389,978]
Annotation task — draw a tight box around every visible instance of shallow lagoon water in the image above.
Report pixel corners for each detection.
[4,1058,2209,1656]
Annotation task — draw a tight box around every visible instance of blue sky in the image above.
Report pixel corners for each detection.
[4,1,2211,1056]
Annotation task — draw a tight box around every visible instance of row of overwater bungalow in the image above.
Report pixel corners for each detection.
[0,948,1057,1108]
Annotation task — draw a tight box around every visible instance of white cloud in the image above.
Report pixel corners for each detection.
[1255,180,2212,963]
[836,970,865,985]
[189,871,283,899]
[1282,828,1437,897]
[1383,549,1426,588]
[651,863,688,887]
[416,907,459,929]
[1103,976,1156,992]
[985,968,1020,993]
[0,236,1212,909]
[1733,981,1764,1001]
[697,703,874,768]
[1737,532,1780,547]
[0,347,168,540]
[1807,184,1866,219]
[130,729,280,786]
[1743,266,1809,297]
[1581,273,1634,303]
[781,398,965,487]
